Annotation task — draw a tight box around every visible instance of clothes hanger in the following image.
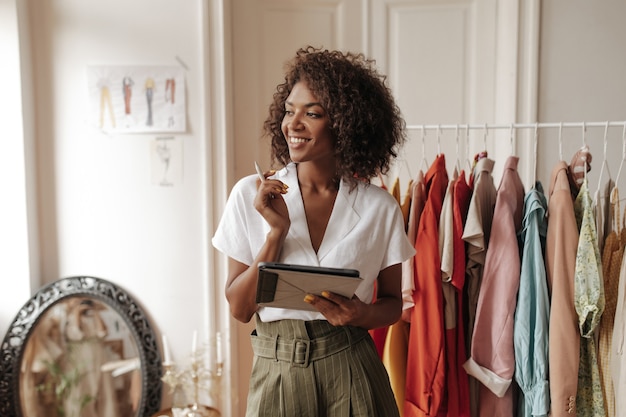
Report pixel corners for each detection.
[582,121,588,183]
[595,121,612,197]
[509,123,515,156]
[558,122,564,161]
[455,125,462,174]
[464,124,473,173]
[465,124,473,175]
[482,123,488,152]
[403,158,414,182]
[420,126,429,172]
[614,122,626,191]
[436,124,442,156]
[532,122,538,188]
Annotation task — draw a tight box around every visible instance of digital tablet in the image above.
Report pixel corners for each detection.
[256,262,362,311]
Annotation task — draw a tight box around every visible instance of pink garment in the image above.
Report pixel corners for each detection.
[462,156,497,416]
[463,156,525,417]
[545,161,580,416]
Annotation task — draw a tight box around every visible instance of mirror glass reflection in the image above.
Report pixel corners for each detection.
[20,296,141,417]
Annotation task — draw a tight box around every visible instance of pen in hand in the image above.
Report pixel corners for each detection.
[255,161,265,182]
[255,162,288,198]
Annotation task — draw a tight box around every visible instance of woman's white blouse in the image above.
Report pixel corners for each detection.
[212,163,415,322]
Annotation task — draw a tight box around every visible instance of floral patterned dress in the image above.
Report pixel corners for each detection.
[573,179,606,417]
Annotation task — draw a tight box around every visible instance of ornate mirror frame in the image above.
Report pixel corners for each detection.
[0,276,162,417]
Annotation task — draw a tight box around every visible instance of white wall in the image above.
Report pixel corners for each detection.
[536,0,626,192]
[2,0,229,413]
[0,0,37,339]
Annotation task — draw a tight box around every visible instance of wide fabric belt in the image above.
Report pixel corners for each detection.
[251,325,368,368]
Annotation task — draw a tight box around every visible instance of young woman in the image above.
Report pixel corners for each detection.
[212,46,415,416]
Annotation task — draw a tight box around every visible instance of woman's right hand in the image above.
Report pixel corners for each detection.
[226,174,291,323]
[253,173,291,234]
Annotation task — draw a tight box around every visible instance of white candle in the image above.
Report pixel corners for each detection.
[216,332,223,363]
[191,330,198,354]
[205,335,212,369]
[162,334,173,365]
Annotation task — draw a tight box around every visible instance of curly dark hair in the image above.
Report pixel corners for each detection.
[263,46,407,187]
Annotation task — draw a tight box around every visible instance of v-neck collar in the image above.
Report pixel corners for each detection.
[278,164,361,264]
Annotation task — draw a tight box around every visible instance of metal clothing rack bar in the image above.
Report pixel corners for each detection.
[406,121,626,131]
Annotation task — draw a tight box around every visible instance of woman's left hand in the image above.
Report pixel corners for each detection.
[303,264,403,329]
[303,291,366,327]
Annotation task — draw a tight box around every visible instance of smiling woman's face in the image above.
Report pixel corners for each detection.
[281,81,334,164]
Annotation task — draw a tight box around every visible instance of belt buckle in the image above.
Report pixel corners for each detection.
[290,338,311,367]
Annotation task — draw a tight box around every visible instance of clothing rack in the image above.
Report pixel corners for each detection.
[404,121,626,160]
[397,121,626,192]
[406,121,626,131]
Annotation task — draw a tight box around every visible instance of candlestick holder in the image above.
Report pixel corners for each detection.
[161,342,222,417]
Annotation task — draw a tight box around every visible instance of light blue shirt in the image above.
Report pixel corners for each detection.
[514,182,550,417]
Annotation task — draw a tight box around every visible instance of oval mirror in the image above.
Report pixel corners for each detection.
[0,276,162,417]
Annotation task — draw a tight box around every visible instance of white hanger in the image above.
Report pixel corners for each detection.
[436,124,442,155]
[533,123,538,187]
[596,121,612,196]
[420,125,429,172]
[558,122,564,161]
[455,125,462,173]
[582,121,588,182]
[613,122,626,192]
[482,123,488,151]
[465,124,472,173]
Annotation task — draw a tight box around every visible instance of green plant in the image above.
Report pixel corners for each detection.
[36,356,94,417]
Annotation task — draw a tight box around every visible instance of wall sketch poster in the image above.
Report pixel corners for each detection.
[151,136,183,186]
[87,65,186,133]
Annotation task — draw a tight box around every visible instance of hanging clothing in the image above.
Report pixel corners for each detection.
[598,187,625,417]
[370,177,403,357]
[384,319,410,417]
[402,179,414,227]
[461,156,496,416]
[595,178,614,255]
[405,154,448,417]
[440,171,458,416]
[611,235,626,416]
[545,161,580,417]
[463,156,525,417]
[402,170,426,310]
[385,177,420,417]
[389,171,426,417]
[444,170,472,417]
[573,179,606,417]
[462,156,497,346]
[513,182,550,417]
